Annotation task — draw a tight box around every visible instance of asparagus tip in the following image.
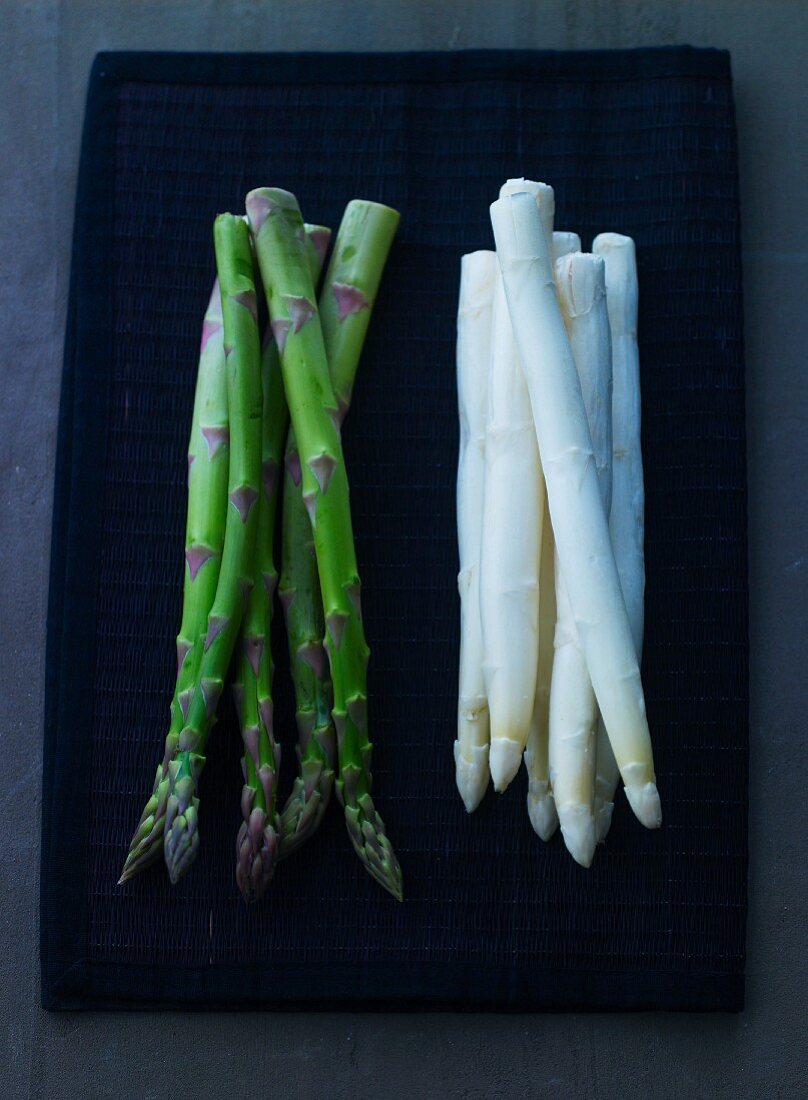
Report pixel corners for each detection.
[116,831,164,885]
[557,803,597,868]
[164,813,200,884]
[624,781,662,830]
[116,853,155,886]
[526,779,559,841]
[236,809,280,903]
[489,737,523,793]
[453,739,489,813]
[117,768,173,885]
[278,763,335,860]
[163,770,202,883]
[343,794,404,902]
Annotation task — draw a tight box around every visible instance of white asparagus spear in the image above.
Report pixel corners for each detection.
[476,178,553,793]
[523,230,578,840]
[454,250,498,812]
[591,232,645,842]
[479,269,542,791]
[490,191,660,830]
[549,252,613,866]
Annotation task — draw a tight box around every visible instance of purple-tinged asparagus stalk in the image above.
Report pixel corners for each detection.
[119,280,229,884]
[279,199,399,859]
[247,187,403,900]
[162,213,263,884]
[233,224,331,902]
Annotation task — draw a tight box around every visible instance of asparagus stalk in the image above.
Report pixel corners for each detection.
[477,179,555,794]
[523,230,581,838]
[234,223,331,901]
[479,268,542,792]
[119,281,229,884]
[549,252,613,867]
[490,191,660,831]
[591,233,645,843]
[247,187,403,900]
[279,200,399,856]
[454,250,497,812]
[163,213,263,883]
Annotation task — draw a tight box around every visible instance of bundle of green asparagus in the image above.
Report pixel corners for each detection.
[456,178,659,869]
[119,191,403,902]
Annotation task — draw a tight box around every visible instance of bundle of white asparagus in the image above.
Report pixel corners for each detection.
[454,179,660,867]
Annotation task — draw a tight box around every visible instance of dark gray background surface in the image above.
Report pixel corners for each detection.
[2,2,805,1097]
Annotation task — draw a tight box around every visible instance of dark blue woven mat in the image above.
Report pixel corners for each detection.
[42,47,748,1011]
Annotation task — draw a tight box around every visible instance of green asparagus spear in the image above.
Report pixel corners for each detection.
[278,200,400,859]
[247,187,403,900]
[119,280,229,884]
[234,224,331,902]
[163,213,263,884]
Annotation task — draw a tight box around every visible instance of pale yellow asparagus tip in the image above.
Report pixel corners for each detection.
[558,805,597,868]
[453,740,490,813]
[489,737,523,793]
[523,752,558,841]
[622,763,662,828]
